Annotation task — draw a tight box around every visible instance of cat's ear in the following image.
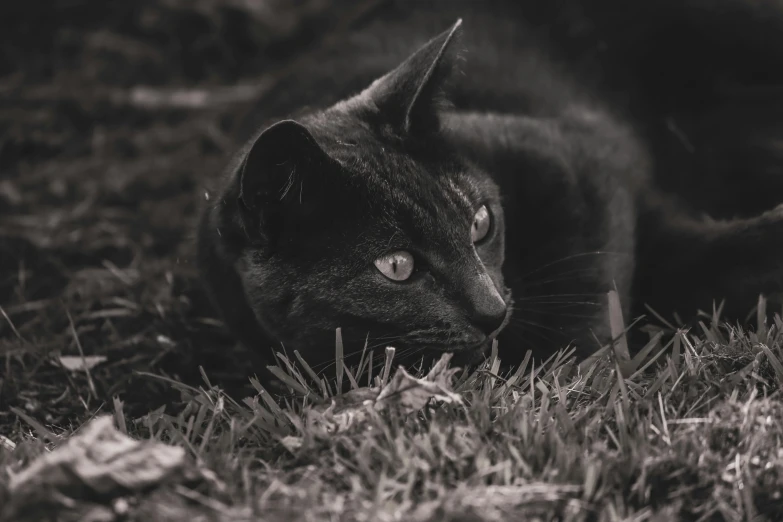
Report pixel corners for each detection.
[365,19,463,137]
[237,119,337,239]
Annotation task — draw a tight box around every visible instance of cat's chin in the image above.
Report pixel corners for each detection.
[449,346,492,368]
[421,340,492,369]
[384,340,490,374]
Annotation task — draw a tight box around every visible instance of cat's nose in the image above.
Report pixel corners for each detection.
[470,301,507,335]
[464,272,507,335]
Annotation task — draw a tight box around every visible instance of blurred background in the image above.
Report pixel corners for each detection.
[3,0,783,439]
[0,0,358,434]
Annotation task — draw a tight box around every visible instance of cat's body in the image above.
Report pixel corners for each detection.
[198,1,783,373]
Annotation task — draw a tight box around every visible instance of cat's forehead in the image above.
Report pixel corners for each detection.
[304,112,490,198]
[300,113,498,247]
[325,130,479,216]
[350,146,489,251]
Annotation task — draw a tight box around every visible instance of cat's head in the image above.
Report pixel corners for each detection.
[216,21,511,369]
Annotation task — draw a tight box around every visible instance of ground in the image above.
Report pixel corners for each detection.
[2,2,783,521]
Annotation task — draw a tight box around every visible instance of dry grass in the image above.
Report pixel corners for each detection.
[2,2,783,520]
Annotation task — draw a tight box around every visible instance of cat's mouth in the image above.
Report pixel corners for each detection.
[432,296,513,355]
[445,340,494,367]
[387,339,490,370]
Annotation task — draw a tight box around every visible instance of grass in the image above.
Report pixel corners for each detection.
[3,1,783,520]
[4,300,783,521]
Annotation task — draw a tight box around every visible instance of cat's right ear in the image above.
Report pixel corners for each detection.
[236,119,338,242]
[362,19,464,138]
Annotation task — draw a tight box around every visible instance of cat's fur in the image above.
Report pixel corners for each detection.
[198,0,783,373]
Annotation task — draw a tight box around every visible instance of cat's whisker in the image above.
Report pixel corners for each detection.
[506,318,557,337]
[365,338,406,351]
[310,350,366,373]
[511,302,600,314]
[518,251,627,280]
[509,317,566,337]
[366,333,408,342]
[529,264,604,277]
[512,299,602,306]
[521,269,605,288]
[396,347,430,367]
[513,292,603,300]
[505,321,558,348]
[511,308,599,320]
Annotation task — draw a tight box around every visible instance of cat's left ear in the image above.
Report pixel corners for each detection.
[237,119,339,242]
[364,19,463,137]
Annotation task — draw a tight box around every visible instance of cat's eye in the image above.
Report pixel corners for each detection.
[374,251,414,281]
[471,205,491,243]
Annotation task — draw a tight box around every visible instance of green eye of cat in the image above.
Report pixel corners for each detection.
[471,205,491,243]
[374,250,414,281]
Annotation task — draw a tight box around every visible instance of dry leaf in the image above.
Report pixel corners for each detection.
[280,435,303,452]
[306,400,372,435]
[0,434,16,451]
[291,353,463,441]
[9,416,186,497]
[375,361,462,411]
[58,355,108,371]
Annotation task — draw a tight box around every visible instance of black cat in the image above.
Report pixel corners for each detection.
[198,1,783,374]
